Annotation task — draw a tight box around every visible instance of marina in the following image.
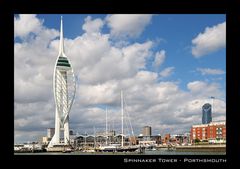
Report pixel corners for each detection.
[15,148,226,155]
[14,144,226,155]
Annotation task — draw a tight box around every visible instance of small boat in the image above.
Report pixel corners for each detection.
[99,145,118,152]
[82,149,95,153]
[116,145,139,152]
[145,147,157,151]
[62,147,73,153]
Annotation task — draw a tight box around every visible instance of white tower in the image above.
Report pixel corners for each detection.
[48,16,76,148]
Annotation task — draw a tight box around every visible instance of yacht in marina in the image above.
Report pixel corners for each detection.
[98,90,139,153]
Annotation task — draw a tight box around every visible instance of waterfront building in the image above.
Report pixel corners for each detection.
[150,135,162,144]
[14,143,43,152]
[48,17,76,148]
[42,136,51,145]
[163,133,170,143]
[170,134,184,145]
[137,134,161,145]
[183,132,191,144]
[96,130,116,137]
[47,128,55,138]
[69,130,74,135]
[142,126,152,136]
[139,140,156,146]
[190,121,226,143]
[202,103,212,124]
[141,126,152,141]
[129,136,137,145]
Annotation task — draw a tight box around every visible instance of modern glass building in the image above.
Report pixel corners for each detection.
[202,103,212,124]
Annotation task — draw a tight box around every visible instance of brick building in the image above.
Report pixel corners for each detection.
[162,134,170,143]
[190,121,226,142]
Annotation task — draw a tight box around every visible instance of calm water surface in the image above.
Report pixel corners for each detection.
[15,149,226,155]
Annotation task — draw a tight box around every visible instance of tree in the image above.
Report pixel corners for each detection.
[194,138,200,144]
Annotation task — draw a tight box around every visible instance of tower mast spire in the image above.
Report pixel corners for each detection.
[59,16,65,56]
[48,16,76,150]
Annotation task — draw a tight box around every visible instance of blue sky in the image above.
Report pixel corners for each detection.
[35,14,226,91]
[14,14,226,143]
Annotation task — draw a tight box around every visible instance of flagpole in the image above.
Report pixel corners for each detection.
[211,96,215,121]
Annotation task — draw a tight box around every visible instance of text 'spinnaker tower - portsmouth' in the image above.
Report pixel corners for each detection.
[48,17,76,148]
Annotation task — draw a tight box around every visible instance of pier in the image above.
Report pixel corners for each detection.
[175,144,226,152]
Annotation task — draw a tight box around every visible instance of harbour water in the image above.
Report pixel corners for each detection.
[15,149,226,155]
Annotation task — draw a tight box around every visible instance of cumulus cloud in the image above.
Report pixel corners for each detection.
[197,68,225,75]
[68,34,153,84]
[106,14,153,38]
[14,14,60,142]
[14,15,59,104]
[192,21,226,57]
[159,67,175,78]
[14,14,43,38]
[153,50,166,68]
[187,81,223,98]
[82,16,104,34]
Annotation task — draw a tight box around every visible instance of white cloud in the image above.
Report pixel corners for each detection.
[159,67,175,78]
[14,15,60,143]
[82,16,104,34]
[187,81,210,92]
[106,14,153,38]
[14,15,59,104]
[135,71,158,83]
[69,34,153,84]
[14,14,43,38]
[187,81,223,98]
[153,50,166,68]
[197,68,225,75]
[77,81,119,106]
[192,21,226,57]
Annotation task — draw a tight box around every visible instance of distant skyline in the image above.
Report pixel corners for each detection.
[14,14,226,143]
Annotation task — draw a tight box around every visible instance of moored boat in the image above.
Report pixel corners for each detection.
[116,145,139,152]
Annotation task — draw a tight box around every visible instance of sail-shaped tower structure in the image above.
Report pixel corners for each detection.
[48,16,76,148]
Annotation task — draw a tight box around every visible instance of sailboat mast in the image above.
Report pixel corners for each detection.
[93,126,96,148]
[121,90,124,147]
[106,107,108,145]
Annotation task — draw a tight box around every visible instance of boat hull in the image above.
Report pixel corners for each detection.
[116,147,139,152]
